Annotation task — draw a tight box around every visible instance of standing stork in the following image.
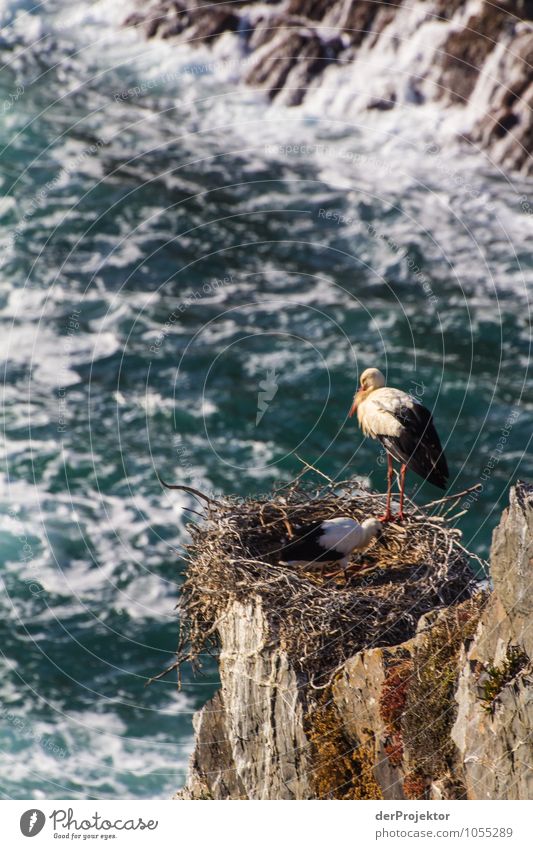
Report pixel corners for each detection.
[278,516,383,578]
[349,368,449,521]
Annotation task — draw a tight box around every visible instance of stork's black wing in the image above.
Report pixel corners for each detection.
[278,522,342,563]
[379,401,449,489]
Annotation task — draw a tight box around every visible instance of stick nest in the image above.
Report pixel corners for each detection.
[168,474,484,688]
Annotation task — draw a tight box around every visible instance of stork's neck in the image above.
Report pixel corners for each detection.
[362,525,374,546]
[344,522,374,550]
[359,520,380,546]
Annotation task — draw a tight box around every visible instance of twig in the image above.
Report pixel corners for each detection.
[156,472,224,507]
[293,454,334,484]
[422,484,482,510]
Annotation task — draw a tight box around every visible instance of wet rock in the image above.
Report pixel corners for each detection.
[123,12,147,28]
[185,6,241,42]
[122,1,533,173]
[367,93,397,110]
[285,0,331,19]
[246,14,306,52]
[324,0,384,48]
[434,4,508,105]
[245,28,331,104]
[469,28,533,175]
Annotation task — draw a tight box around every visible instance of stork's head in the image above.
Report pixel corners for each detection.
[349,367,385,416]
[361,517,381,535]
[361,517,388,547]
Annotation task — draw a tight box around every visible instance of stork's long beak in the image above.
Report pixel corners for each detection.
[348,390,362,418]
[377,527,389,549]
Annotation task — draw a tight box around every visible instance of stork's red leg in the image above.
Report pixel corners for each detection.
[379,453,394,522]
[398,463,407,520]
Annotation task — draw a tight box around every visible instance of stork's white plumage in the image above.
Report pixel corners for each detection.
[279,516,382,576]
[349,367,449,521]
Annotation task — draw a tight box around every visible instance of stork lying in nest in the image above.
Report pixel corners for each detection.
[278,516,385,580]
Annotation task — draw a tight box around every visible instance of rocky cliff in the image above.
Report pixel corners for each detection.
[453,482,533,799]
[176,482,533,800]
[125,0,533,175]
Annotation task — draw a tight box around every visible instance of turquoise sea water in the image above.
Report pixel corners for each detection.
[0,1,532,798]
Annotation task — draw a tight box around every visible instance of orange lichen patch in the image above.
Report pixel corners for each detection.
[403,771,427,800]
[306,691,383,800]
[379,657,414,767]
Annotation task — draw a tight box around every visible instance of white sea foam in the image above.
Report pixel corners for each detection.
[0,0,531,800]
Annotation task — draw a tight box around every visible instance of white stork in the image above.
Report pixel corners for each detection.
[278,516,383,577]
[349,367,449,521]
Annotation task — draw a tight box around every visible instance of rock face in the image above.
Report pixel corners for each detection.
[177,483,533,800]
[451,482,533,800]
[179,600,314,800]
[125,0,533,175]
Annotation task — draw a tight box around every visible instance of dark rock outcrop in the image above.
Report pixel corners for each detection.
[176,484,533,800]
[124,0,533,175]
[245,27,330,106]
